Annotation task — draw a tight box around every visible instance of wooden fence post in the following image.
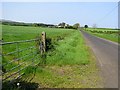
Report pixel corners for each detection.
[41,31,46,55]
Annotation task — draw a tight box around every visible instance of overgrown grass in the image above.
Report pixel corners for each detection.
[27,30,103,88]
[46,31,90,65]
[29,64,102,88]
[2,25,102,88]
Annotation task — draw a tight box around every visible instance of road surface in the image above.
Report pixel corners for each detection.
[81,30,118,88]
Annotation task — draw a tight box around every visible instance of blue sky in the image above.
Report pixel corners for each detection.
[2,2,118,28]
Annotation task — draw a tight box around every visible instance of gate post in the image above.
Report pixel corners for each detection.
[41,32,46,55]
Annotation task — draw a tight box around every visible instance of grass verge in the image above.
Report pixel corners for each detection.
[85,28,119,44]
[22,30,102,88]
[2,25,103,88]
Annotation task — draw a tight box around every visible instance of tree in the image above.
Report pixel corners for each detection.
[33,23,38,27]
[65,24,69,28]
[84,25,88,28]
[73,23,80,30]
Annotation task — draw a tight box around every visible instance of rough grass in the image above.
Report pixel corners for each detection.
[2,25,102,88]
[46,31,90,65]
[28,64,102,88]
[27,34,103,87]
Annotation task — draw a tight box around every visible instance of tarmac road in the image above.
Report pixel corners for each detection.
[81,30,118,88]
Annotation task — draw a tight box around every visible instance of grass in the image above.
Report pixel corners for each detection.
[29,64,102,88]
[2,25,103,89]
[2,25,73,42]
[91,33,119,43]
[46,31,90,65]
[85,28,119,43]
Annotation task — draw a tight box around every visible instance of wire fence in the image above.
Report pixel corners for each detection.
[0,38,41,82]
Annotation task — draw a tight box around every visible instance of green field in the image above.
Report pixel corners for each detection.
[2,25,102,89]
[85,28,119,43]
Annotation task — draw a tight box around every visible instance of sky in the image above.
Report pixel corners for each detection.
[118,1,120,29]
[1,2,119,28]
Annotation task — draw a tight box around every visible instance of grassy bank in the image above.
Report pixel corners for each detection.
[91,33,119,43]
[2,25,102,89]
[85,28,119,43]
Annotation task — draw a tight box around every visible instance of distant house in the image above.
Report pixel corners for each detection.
[57,22,68,28]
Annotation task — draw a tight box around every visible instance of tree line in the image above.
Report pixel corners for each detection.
[1,20,81,30]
